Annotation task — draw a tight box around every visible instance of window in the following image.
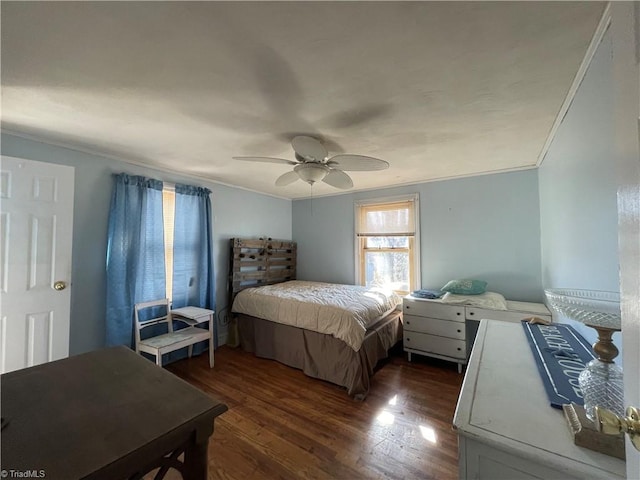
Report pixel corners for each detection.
[162,186,176,301]
[355,195,419,295]
[106,173,214,348]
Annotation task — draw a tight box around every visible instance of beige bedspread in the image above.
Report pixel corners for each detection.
[231,280,401,351]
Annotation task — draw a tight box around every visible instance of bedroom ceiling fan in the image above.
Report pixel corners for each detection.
[233,136,389,189]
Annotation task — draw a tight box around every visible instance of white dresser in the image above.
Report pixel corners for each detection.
[453,320,625,480]
[402,296,551,372]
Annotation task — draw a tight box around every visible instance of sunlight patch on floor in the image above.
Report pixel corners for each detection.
[419,425,437,444]
[376,410,395,426]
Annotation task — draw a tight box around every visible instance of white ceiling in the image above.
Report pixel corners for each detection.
[1,2,605,199]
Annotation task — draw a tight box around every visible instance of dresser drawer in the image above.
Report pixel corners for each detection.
[403,300,465,322]
[404,314,465,339]
[466,307,552,324]
[403,331,466,359]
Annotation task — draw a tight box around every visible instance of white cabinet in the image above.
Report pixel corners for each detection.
[403,298,466,371]
[454,320,625,480]
[466,300,552,323]
[402,296,551,372]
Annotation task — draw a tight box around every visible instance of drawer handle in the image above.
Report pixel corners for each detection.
[406,338,410,341]
[457,347,461,351]
[406,320,411,325]
[457,329,461,333]
[456,312,461,316]
[469,312,475,316]
[406,306,410,309]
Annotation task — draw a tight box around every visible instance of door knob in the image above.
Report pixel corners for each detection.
[595,405,640,451]
[53,281,67,291]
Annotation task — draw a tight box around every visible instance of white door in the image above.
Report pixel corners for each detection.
[0,156,74,373]
[612,3,640,477]
[619,187,640,480]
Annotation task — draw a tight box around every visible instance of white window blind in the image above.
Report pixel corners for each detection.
[356,200,416,237]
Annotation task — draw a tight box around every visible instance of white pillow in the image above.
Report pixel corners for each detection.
[440,291,508,310]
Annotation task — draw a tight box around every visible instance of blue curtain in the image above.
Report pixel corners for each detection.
[106,174,166,347]
[172,184,216,347]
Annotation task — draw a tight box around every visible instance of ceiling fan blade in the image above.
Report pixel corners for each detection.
[323,169,353,189]
[292,136,328,161]
[317,103,393,129]
[275,170,300,187]
[233,156,297,165]
[327,154,389,171]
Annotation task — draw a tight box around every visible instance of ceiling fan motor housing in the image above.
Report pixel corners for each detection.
[294,163,330,185]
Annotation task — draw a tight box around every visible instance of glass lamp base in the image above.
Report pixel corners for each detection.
[579,359,624,422]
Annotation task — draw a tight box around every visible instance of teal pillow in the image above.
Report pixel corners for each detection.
[441,279,487,295]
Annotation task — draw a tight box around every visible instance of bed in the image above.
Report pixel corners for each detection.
[229,237,403,400]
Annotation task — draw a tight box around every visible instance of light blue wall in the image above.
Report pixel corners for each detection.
[539,28,618,292]
[293,169,543,302]
[1,133,292,354]
[538,27,629,353]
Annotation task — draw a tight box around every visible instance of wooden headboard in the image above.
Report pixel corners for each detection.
[228,237,297,306]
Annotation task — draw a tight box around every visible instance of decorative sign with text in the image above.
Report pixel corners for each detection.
[521,321,596,409]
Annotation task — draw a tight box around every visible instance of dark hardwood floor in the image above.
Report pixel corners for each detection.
[166,346,463,480]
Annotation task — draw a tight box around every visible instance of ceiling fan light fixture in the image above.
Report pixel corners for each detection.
[294,163,330,185]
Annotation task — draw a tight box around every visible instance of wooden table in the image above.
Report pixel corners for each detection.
[0,346,228,479]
